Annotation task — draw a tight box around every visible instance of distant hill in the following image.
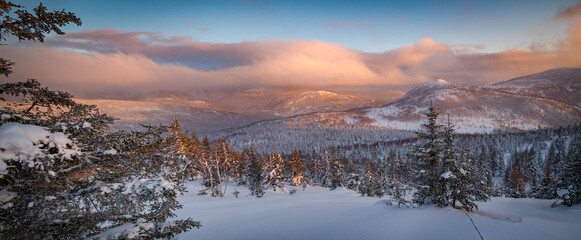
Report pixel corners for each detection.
[490,68,581,107]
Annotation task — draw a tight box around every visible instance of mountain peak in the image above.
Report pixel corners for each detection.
[409,79,452,93]
[428,79,449,86]
[300,90,339,97]
[413,79,451,90]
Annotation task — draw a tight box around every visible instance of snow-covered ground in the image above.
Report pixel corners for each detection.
[176,182,581,240]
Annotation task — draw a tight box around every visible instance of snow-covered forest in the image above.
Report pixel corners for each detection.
[1,80,580,239]
[1,1,581,238]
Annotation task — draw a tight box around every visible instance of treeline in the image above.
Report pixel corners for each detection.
[175,106,581,209]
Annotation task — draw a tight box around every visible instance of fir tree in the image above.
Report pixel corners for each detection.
[0,80,199,239]
[359,160,383,197]
[309,148,322,186]
[245,148,264,198]
[538,164,556,199]
[290,149,308,188]
[557,133,581,206]
[0,1,81,77]
[263,153,286,192]
[327,147,344,190]
[440,117,488,211]
[413,102,444,205]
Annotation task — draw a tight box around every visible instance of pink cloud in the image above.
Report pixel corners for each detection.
[4,5,581,95]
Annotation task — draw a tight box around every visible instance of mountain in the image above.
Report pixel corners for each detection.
[74,89,401,134]
[74,98,258,135]
[218,72,581,153]
[364,79,581,132]
[268,90,374,116]
[74,68,580,153]
[490,68,581,107]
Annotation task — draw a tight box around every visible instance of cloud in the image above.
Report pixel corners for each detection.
[4,7,581,95]
[554,4,581,20]
[554,3,581,56]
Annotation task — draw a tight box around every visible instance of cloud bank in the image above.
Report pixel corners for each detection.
[3,4,581,94]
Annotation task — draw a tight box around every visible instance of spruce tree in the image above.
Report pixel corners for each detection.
[263,153,286,192]
[413,102,444,205]
[412,106,488,211]
[0,80,199,239]
[328,148,344,190]
[440,117,488,211]
[538,164,556,199]
[291,149,308,188]
[557,133,581,206]
[245,148,264,197]
[359,160,383,197]
[309,148,321,186]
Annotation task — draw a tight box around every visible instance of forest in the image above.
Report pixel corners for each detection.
[2,80,579,239]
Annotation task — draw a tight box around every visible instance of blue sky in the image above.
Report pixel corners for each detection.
[6,0,581,93]
[26,0,579,53]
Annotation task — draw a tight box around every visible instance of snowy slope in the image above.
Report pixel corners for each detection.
[221,76,581,150]
[176,181,581,240]
[366,78,581,132]
[269,90,375,117]
[490,68,581,107]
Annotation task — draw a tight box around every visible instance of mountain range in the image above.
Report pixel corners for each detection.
[76,68,581,149]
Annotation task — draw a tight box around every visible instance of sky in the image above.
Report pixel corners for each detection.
[3,0,581,93]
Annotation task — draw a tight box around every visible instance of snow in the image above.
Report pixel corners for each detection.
[88,218,156,240]
[0,122,79,177]
[104,148,118,155]
[557,189,570,198]
[0,123,50,170]
[441,171,455,179]
[0,188,17,203]
[423,79,450,88]
[175,181,581,240]
[0,188,17,209]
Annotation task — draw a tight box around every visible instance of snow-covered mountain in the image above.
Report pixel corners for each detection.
[490,68,581,107]
[268,90,375,116]
[217,71,581,152]
[365,78,581,132]
[76,68,580,147]
[75,89,399,134]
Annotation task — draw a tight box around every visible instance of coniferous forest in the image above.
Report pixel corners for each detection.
[2,1,581,239]
[2,80,580,239]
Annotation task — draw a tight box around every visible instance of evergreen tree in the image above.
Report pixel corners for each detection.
[232,151,247,185]
[0,80,199,239]
[510,167,528,198]
[557,133,581,206]
[412,102,444,205]
[328,148,344,190]
[263,153,286,192]
[346,172,361,191]
[524,148,541,197]
[245,148,264,197]
[0,0,81,77]
[290,149,308,188]
[440,117,488,211]
[388,151,406,206]
[309,148,322,186]
[323,145,332,187]
[538,164,556,199]
[169,117,201,180]
[359,160,383,197]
